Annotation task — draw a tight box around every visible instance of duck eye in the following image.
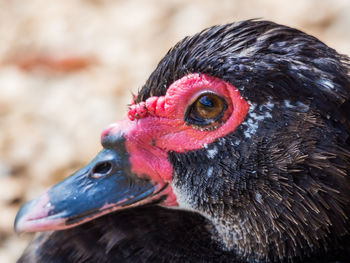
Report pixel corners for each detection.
[186,93,227,127]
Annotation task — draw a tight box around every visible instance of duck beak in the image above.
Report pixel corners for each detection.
[14,146,166,233]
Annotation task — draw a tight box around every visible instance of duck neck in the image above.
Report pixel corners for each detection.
[204,211,267,260]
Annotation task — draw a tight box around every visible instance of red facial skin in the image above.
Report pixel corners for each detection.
[102,73,250,207]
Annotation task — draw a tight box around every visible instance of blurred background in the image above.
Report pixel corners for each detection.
[0,0,349,261]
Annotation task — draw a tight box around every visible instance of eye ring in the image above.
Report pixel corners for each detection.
[185,92,227,127]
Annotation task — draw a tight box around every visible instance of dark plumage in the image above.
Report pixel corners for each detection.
[16,20,350,262]
[19,206,238,263]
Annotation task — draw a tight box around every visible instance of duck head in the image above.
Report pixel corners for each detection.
[15,20,350,261]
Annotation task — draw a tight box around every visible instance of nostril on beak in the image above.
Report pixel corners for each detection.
[90,161,113,179]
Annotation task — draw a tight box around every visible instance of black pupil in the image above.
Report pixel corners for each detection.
[199,95,214,108]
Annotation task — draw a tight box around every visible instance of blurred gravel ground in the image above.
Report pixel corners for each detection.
[0,0,349,261]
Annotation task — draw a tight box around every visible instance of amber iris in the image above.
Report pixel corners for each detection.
[186,93,227,126]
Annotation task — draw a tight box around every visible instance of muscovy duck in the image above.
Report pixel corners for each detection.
[15,20,350,262]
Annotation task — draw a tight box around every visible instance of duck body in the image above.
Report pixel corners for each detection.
[15,20,350,262]
[18,206,350,263]
[19,206,239,263]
